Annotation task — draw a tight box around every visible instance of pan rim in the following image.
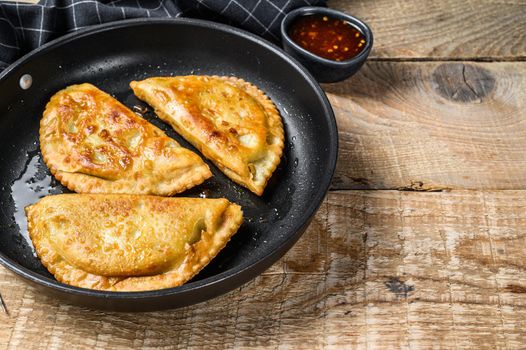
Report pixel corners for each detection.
[0,17,338,302]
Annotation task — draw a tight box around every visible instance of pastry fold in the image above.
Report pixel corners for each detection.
[131,76,284,195]
[40,83,211,196]
[26,194,243,291]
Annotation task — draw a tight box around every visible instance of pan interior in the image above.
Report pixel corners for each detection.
[0,20,335,291]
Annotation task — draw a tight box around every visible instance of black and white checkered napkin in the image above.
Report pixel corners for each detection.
[0,0,326,71]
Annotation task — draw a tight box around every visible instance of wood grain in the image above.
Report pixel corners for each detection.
[11,0,526,60]
[3,1,526,348]
[1,190,525,349]
[329,0,526,60]
[327,61,526,190]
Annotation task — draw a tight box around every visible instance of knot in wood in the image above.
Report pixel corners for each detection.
[385,277,414,298]
[432,63,495,103]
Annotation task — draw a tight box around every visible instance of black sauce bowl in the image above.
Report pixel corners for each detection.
[281,6,373,83]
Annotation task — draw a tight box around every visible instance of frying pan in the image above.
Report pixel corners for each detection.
[0,18,338,311]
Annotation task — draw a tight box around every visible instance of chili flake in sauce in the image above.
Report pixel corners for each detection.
[288,14,366,62]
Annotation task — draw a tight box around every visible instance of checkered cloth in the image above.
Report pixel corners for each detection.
[0,0,326,71]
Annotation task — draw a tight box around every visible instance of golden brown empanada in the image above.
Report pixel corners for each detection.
[130,76,284,196]
[26,194,243,291]
[40,83,212,196]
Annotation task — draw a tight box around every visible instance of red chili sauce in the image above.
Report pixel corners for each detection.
[288,14,366,62]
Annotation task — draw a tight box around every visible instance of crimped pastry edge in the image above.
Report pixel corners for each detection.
[39,83,212,196]
[26,194,243,292]
[131,75,285,196]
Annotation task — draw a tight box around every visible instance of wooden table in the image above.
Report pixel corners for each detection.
[1,0,526,348]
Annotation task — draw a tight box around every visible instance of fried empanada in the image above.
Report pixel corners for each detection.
[40,83,212,195]
[130,76,284,196]
[26,194,243,291]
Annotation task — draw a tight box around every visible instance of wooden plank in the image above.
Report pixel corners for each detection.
[9,0,526,60]
[0,190,524,349]
[327,61,526,190]
[329,0,526,60]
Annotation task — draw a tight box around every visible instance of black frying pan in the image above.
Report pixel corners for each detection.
[0,18,337,311]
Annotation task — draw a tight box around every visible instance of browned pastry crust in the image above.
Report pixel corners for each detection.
[130,76,284,196]
[26,194,243,292]
[40,83,212,196]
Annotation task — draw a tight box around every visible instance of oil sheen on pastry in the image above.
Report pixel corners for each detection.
[130,76,284,196]
[40,83,212,195]
[26,194,243,291]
